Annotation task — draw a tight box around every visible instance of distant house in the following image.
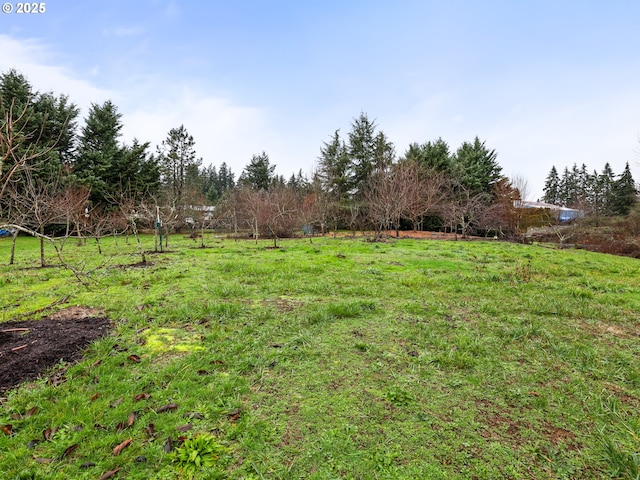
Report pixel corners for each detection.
[517,201,584,222]
[184,205,216,226]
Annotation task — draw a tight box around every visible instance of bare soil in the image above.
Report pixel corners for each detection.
[0,307,110,394]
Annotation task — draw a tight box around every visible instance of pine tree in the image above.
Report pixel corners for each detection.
[157,125,201,203]
[217,162,235,193]
[317,130,351,201]
[559,166,577,207]
[348,112,378,198]
[598,163,616,215]
[542,166,560,204]
[74,101,123,205]
[1,69,78,182]
[373,131,395,172]
[610,162,637,215]
[239,151,275,190]
[118,139,160,200]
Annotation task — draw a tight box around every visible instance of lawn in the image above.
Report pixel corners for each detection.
[0,233,639,479]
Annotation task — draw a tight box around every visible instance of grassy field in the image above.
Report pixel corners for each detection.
[0,233,639,479]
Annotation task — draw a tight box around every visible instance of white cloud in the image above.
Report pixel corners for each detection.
[0,34,294,178]
[0,34,115,116]
[121,86,272,176]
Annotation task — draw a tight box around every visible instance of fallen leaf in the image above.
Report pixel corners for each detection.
[35,458,55,464]
[133,393,150,402]
[26,440,39,448]
[90,393,100,401]
[61,443,79,459]
[227,408,242,422]
[98,468,120,480]
[127,354,141,363]
[164,437,173,453]
[48,373,67,387]
[115,421,126,432]
[113,438,133,456]
[184,412,205,420]
[145,423,155,437]
[92,359,102,367]
[10,413,21,420]
[196,370,210,376]
[43,427,58,441]
[80,462,96,468]
[1,424,13,435]
[110,398,124,408]
[156,403,178,413]
[127,412,136,427]
[175,424,192,432]
[134,455,147,463]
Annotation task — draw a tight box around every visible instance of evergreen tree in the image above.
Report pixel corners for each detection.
[201,165,220,202]
[217,162,235,194]
[239,151,275,190]
[348,112,378,198]
[317,130,351,201]
[33,91,79,167]
[402,138,451,173]
[598,163,616,214]
[558,166,576,207]
[1,69,79,181]
[610,162,637,215]
[372,131,395,172]
[74,102,158,205]
[451,137,502,197]
[74,101,123,205]
[542,166,561,204]
[588,168,604,214]
[157,125,201,203]
[287,169,308,192]
[118,139,160,200]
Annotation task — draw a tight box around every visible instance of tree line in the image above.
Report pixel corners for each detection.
[1,68,638,252]
[542,163,637,216]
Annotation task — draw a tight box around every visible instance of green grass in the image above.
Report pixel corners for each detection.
[0,233,639,479]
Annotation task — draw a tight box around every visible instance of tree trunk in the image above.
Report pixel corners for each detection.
[130,219,146,264]
[40,228,45,267]
[9,231,18,265]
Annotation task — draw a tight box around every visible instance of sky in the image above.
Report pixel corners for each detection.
[1,0,639,199]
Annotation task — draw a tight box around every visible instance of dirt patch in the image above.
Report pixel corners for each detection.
[543,421,577,447]
[0,307,110,394]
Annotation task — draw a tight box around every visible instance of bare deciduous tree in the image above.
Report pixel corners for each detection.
[441,183,490,239]
[51,185,90,248]
[5,167,63,266]
[401,163,448,232]
[364,169,404,239]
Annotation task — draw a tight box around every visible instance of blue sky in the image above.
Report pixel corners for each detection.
[2,0,639,199]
